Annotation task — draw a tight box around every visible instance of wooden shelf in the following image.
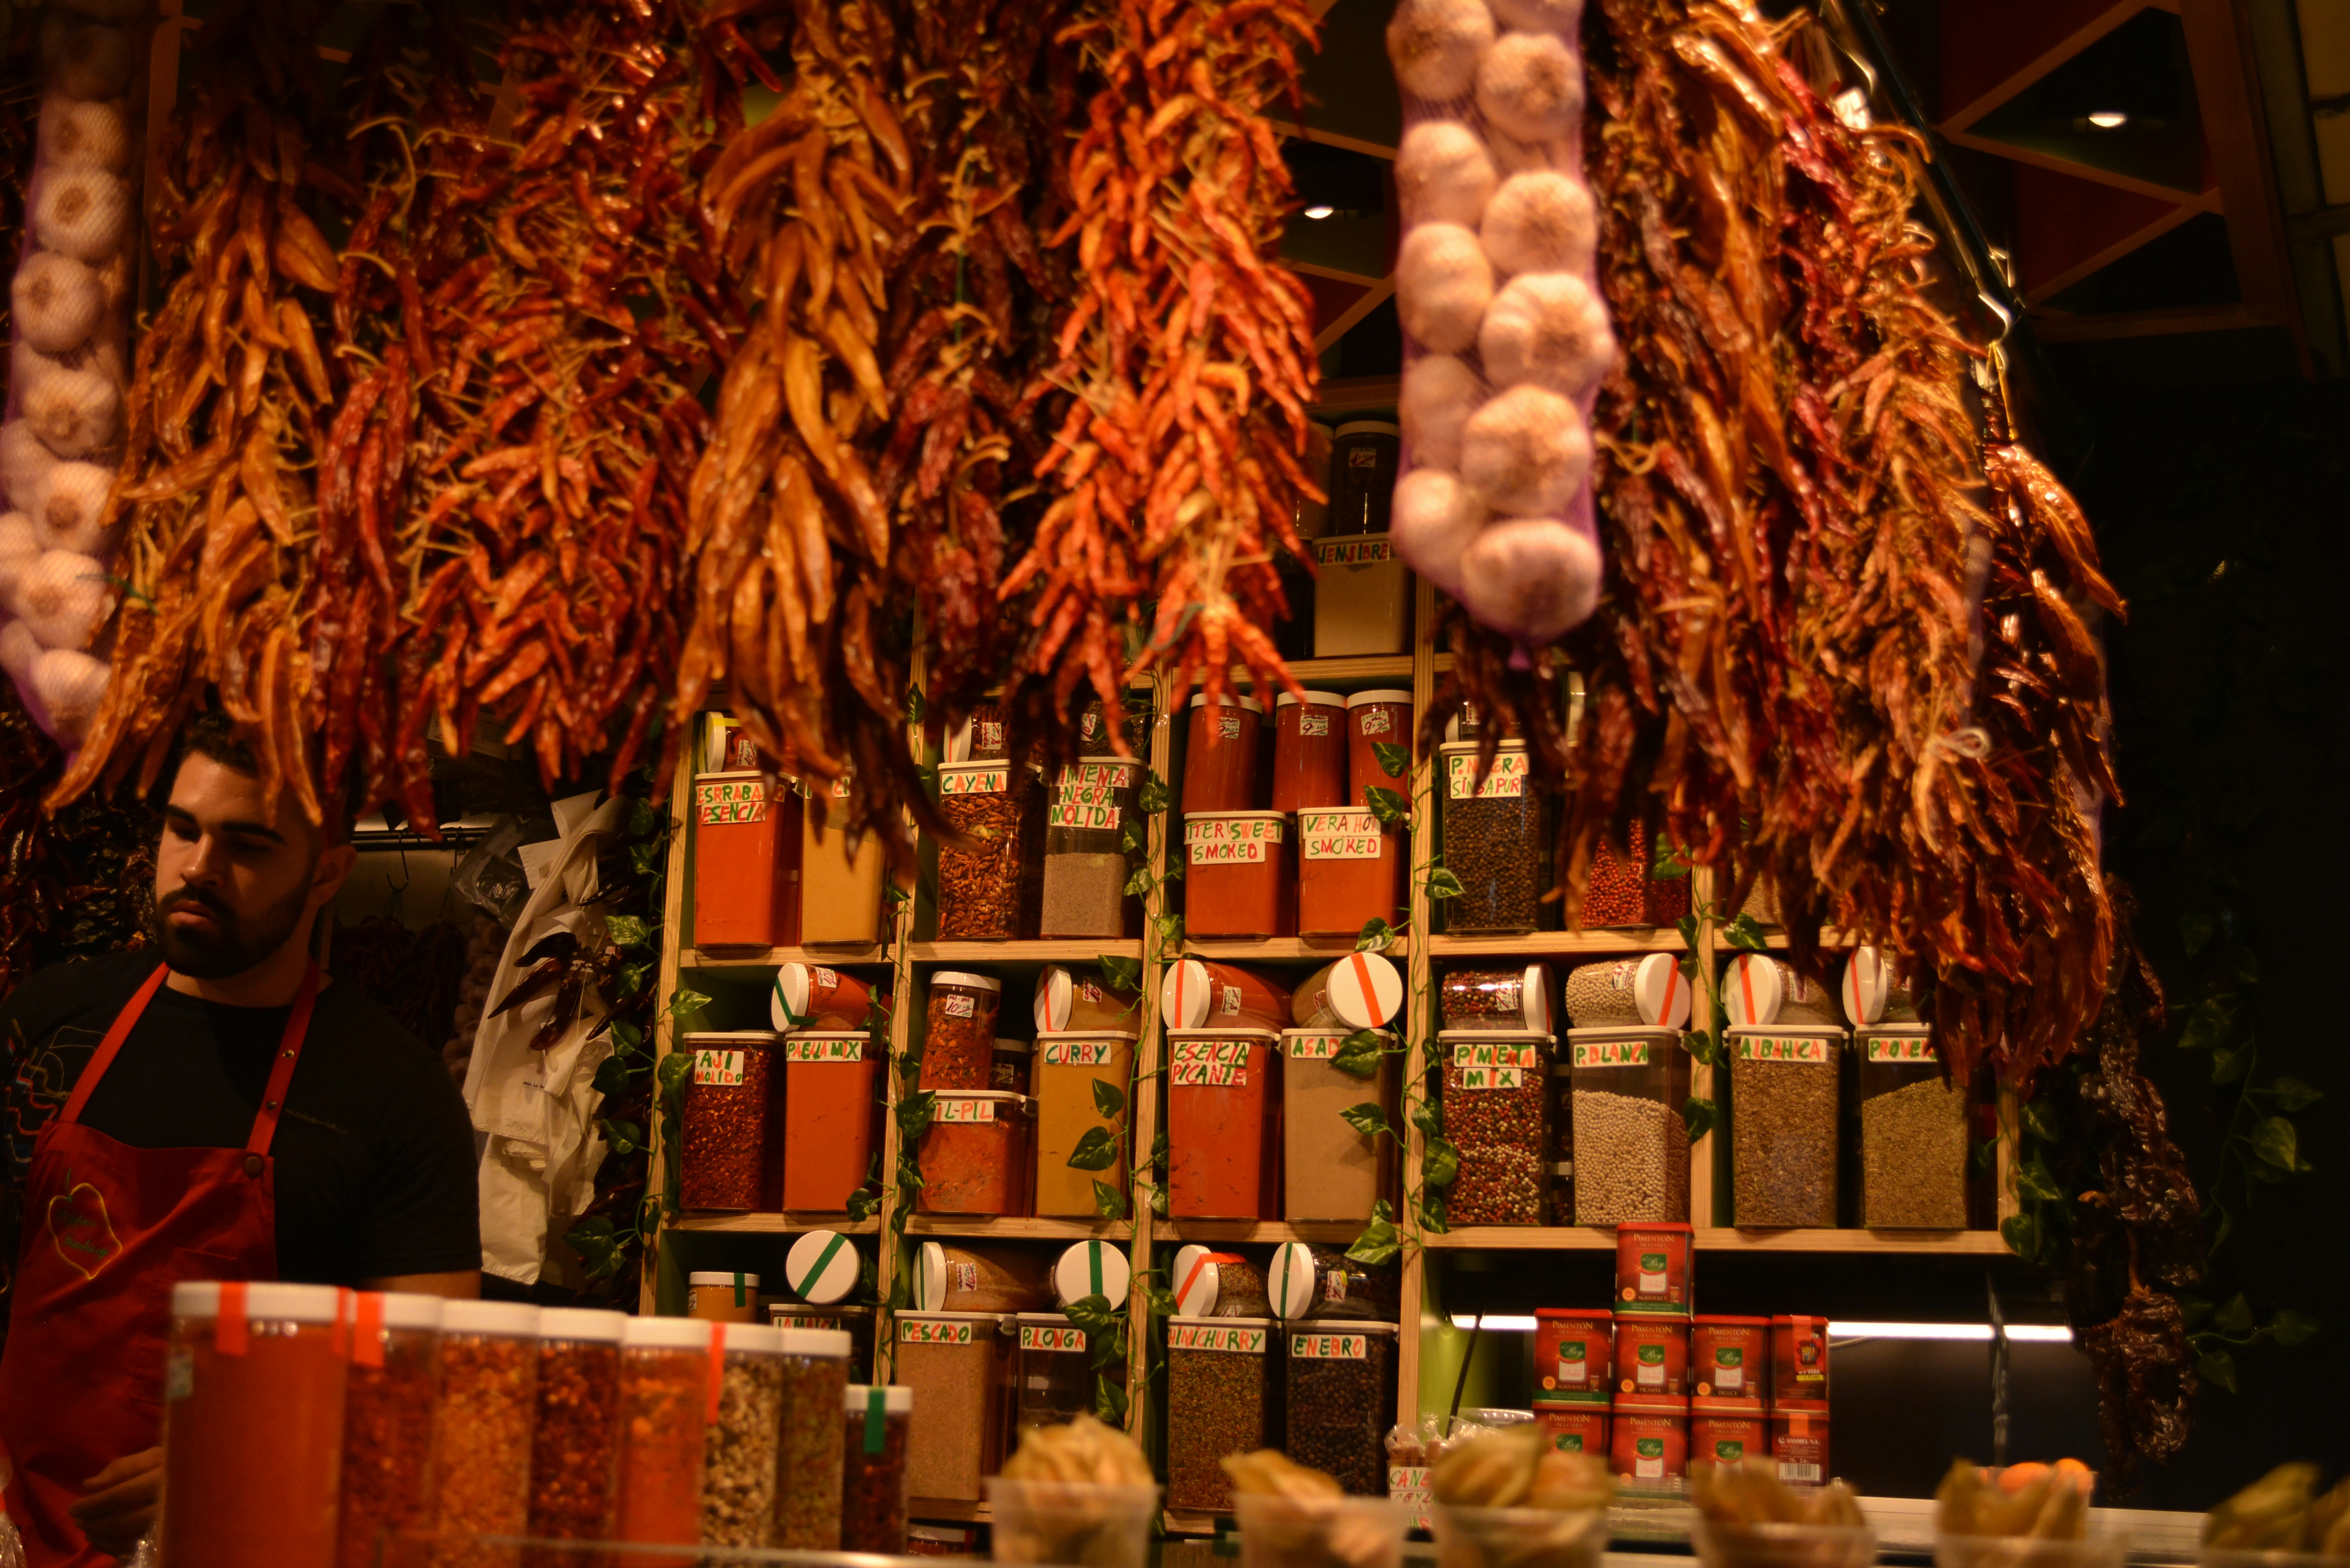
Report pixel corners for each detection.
[668,1212,880,1235]
[1181,936,1410,963]
[1156,1218,1368,1245]
[1215,655,1414,686]
[1425,930,1686,957]
[1163,1509,1229,1536]
[904,1216,1135,1242]
[908,940,1144,964]
[683,944,893,968]
[1426,1226,2012,1254]
[910,1499,992,1523]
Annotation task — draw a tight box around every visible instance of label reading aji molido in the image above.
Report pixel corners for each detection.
[1169,1323,1267,1354]
[1446,749,1530,799]
[1188,815,1285,865]
[692,1049,746,1086]
[1289,1332,1369,1360]
[1735,1035,1833,1064]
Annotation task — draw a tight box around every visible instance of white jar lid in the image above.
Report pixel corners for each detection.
[1170,1245,1255,1317]
[1268,1242,1321,1322]
[1034,965,1075,1032]
[846,1383,913,1415]
[787,1229,862,1304]
[771,963,840,1029]
[932,970,1002,994]
[1635,953,1689,1030]
[780,1327,853,1359]
[623,1316,717,1351]
[171,1281,344,1325]
[1054,1239,1131,1308]
[1347,690,1413,708]
[538,1306,629,1343]
[1276,690,1346,709]
[1720,953,1783,1028]
[1325,951,1403,1028]
[1188,692,1264,712]
[1160,959,1212,1029]
[911,1240,951,1312]
[1840,947,1890,1026]
[373,1291,448,1332]
[715,1322,785,1355]
[688,1271,762,1289]
[440,1299,543,1337]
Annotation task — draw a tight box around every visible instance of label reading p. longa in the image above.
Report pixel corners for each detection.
[1188,816,1284,866]
[693,1049,747,1086]
[1446,750,1530,800]
[1020,1324,1087,1353]
[1168,1323,1266,1354]
[939,767,1010,797]
[899,1318,976,1345]
[1172,1039,1251,1088]
[1290,1332,1369,1360]
[1299,810,1383,860]
[1735,1035,1833,1064]
[1452,1041,1540,1090]
[784,1037,864,1063]
[1571,1039,1651,1068]
[1041,1039,1116,1066]
[1865,1034,1938,1063]
[696,777,769,826]
[933,1098,998,1125]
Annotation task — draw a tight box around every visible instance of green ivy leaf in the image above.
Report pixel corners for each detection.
[591,1055,638,1096]
[629,841,663,877]
[1418,1190,1450,1233]
[1365,786,1410,825]
[1681,1096,1717,1142]
[1410,1099,1444,1139]
[2269,1076,2323,1113]
[1092,1079,1127,1120]
[844,1183,882,1222]
[626,797,662,840]
[1650,836,1692,880]
[2236,948,2260,985]
[2000,1212,2039,1262]
[1067,1127,1122,1171]
[1139,773,1171,814]
[1150,1182,1169,1218]
[1095,1374,1130,1425]
[2178,999,2232,1053]
[1123,863,1158,898]
[1159,860,1183,884]
[1423,866,1464,901]
[1970,1138,1999,1175]
[2271,1309,2321,1347]
[611,1019,644,1054]
[1064,1292,1121,1339]
[655,1048,695,1103]
[606,914,651,950]
[2213,1292,2257,1338]
[1154,913,1186,950]
[2180,910,2214,958]
[2175,1293,2212,1330]
[1122,820,1147,857]
[2212,1041,2254,1084]
[2252,1116,2306,1172]
[2198,1348,2240,1395]
[1347,1200,1402,1266]
[2024,1098,2063,1144]
[598,1118,642,1156]
[1099,955,1143,994]
[613,963,647,999]
[2016,1160,2064,1203]
[904,683,927,724]
[1356,917,1395,952]
[1423,1137,1460,1189]
[670,986,714,1018]
[1372,742,1411,781]
[1143,1283,1181,1318]
[897,1090,937,1138]
[1093,1181,1128,1221]
[1332,1030,1387,1080]
[1341,1102,1394,1140]
[1725,915,1768,952]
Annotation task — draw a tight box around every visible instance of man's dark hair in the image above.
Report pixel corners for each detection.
[177,709,260,778]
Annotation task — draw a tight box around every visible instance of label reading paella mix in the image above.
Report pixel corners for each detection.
[784,1037,864,1063]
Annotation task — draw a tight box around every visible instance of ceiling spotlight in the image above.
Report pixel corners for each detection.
[2087,111,2128,129]
[1303,204,1337,220]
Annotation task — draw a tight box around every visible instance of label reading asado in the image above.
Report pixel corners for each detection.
[1571,1038,1651,1068]
[1287,1034,1346,1060]
[1041,1039,1116,1066]
[899,1318,975,1345]
[693,1049,747,1086]
[1299,810,1383,860]
[1446,750,1530,799]
[1735,1035,1832,1064]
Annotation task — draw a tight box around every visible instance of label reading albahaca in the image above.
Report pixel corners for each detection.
[940,767,1009,796]
[1866,1034,1939,1063]
[933,1098,999,1125]
[1453,1040,1538,1090]
[784,1037,863,1063]
[692,1049,746,1086]
[899,1318,975,1345]
[1289,1332,1368,1360]
[1299,810,1383,861]
[1020,1324,1087,1352]
[697,777,769,826]
[1447,750,1530,799]
[1572,1038,1650,1068]
[1041,1039,1116,1066]
[1188,816,1284,865]
[1736,1035,1832,1064]
[1169,1323,1266,1353]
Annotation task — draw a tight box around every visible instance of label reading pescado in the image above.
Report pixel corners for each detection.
[692,1049,746,1086]
[1446,750,1530,799]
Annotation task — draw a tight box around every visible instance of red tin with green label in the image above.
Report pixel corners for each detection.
[1609,1392,1689,1482]
[1771,1314,1830,1407]
[1770,1405,1831,1484]
[1613,1314,1689,1396]
[1533,1392,1610,1456]
[1691,1396,1768,1468]
[1534,1308,1613,1394]
[1691,1315,1770,1399]
[1614,1221,1693,1315]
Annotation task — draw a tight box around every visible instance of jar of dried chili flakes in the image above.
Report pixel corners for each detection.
[843,1384,914,1554]
[335,1292,444,1568]
[527,1306,628,1542]
[614,1316,715,1548]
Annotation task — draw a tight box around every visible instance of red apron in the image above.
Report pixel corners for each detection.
[0,962,320,1568]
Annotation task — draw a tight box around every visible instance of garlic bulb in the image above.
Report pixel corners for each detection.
[32,647,107,739]
[1489,0,1582,29]
[1459,384,1591,515]
[12,250,103,354]
[13,548,108,649]
[2,421,59,515]
[1395,223,1493,356]
[0,619,40,686]
[14,326,125,393]
[0,514,38,605]
[1386,0,1495,102]
[1456,517,1603,642]
[1400,353,1482,472]
[38,94,131,174]
[1476,33,1583,143]
[1396,122,1498,228]
[1479,273,1616,397]
[1481,172,1597,278]
[39,16,132,101]
[23,363,120,459]
[1392,468,1485,596]
[32,167,131,263]
[32,461,115,554]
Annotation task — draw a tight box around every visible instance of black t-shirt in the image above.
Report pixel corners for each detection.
[0,950,481,1313]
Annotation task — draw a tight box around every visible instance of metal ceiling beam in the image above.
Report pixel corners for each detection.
[2182,0,2309,358]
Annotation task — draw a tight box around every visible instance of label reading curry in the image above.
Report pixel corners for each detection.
[1041,1039,1116,1066]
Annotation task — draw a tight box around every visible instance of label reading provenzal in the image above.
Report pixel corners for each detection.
[784,1036,864,1063]
[1289,1332,1369,1360]
[697,777,768,826]
[940,767,1010,797]
[1020,1324,1087,1353]
[1299,810,1383,861]
[1169,1323,1266,1353]
[1172,1039,1251,1088]
[1287,1033,1346,1060]
[692,1049,747,1086]
[1452,1041,1540,1090]
[1446,750,1530,800]
[1736,1035,1832,1064]
[1188,816,1284,866]
[899,1318,975,1346]
[1866,1034,1938,1063]
[933,1098,998,1125]
[1571,1038,1651,1068]
[1041,1039,1116,1066]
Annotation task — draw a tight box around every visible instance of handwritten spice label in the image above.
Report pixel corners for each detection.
[898,1318,975,1345]
[1358,708,1393,736]
[933,1097,999,1124]
[1452,1040,1540,1090]
[696,777,769,825]
[1289,1332,1368,1360]
[784,1036,864,1063]
[1041,1039,1117,1066]
[1572,1038,1651,1068]
[1446,750,1530,799]
[943,994,975,1018]
[1056,761,1142,791]
[1219,986,1243,1015]
[1299,710,1332,737]
[1865,1033,1938,1063]
[1299,810,1383,860]
[1735,1035,1833,1064]
[1287,1033,1347,1060]
[940,767,1010,796]
[1187,816,1284,865]
[1020,1325,1087,1353]
[1317,536,1394,568]
[693,1049,746,1086]
[1168,1323,1266,1353]
[1172,1039,1252,1087]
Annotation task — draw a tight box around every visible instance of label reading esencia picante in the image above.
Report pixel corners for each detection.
[1041,1039,1116,1066]
[1187,816,1284,865]
[1020,1324,1087,1353]
[784,1036,864,1063]
[932,1098,998,1125]
[1169,1323,1267,1353]
[1289,1332,1368,1360]
[1446,750,1530,799]
[693,1049,747,1086]
[1299,810,1383,860]
[899,1318,975,1346]
[696,777,769,826]
[1172,1039,1251,1088]
[1571,1038,1651,1068]
[1735,1035,1832,1064]
[1453,1041,1540,1090]
[940,767,1010,797]
[1865,1034,1938,1063]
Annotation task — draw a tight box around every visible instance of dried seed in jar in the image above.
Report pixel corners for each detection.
[1165,1324,1272,1511]
[1571,1090,1688,1226]
[702,1340,785,1547]
[776,1344,851,1549]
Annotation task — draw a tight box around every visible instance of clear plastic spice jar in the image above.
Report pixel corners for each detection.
[1033,1031,1137,1218]
[1183,692,1264,813]
[428,1300,542,1549]
[801,774,889,943]
[702,1322,786,1548]
[936,762,1043,940]
[1161,958,1292,1032]
[895,1312,1014,1502]
[678,1030,779,1211]
[1041,757,1143,939]
[990,1037,1033,1094]
[1567,1027,1690,1225]
[1329,422,1401,534]
[1185,810,1291,938]
[1439,741,1545,935]
[336,1292,444,1568]
[1166,1028,1282,1219]
[1272,691,1349,813]
[1857,1024,1968,1228]
[614,1316,714,1549]
[1283,1026,1397,1222]
[1285,1322,1399,1495]
[843,1385,913,1553]
[1266,1241,1402,1325]
[1315,532,1410,656]
[693,770,803,948]
[1534,1309,1613,1395]
[1292,952,1405,1030]
[772,1301,876,1384]
[1297,808,1402,938]
[688,1271,762,1324]
[1165,1317,1276,1511]
[1727,1025,1845,1227]
[909,1240,1054,1313]
[783,1029,883,1211]
[1015,1311,1101,1428]
[921,971,1004,1091]
[1610,1392,1690,1483]
[1346,690,1413,805]
[1170,1246,1272,1318]
[527,1306,627,1542]
[1442,965,1556,1031]
[1439,1027,1552,1225]
[1034,962,1140,1032]
[776,1327,854,1549]
[917,1091,1033,1215]
[163,1282,349,1568]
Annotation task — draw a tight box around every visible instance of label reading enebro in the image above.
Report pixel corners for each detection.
[1289,1332,1368,1360]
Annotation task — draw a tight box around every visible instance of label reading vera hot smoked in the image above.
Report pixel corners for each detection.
[697,777,768,825]
[899,1318,975,1345]
[1020,1324,1087,1352]
[1287,1033,1346,1060]
[1866,1034,1938,1063]
[1169,1323,1267,1353]
[784,1037,864,1063]
[933,1098,998,1124]
[1572,1038,1651,1068]
[1735,1035,1832,1064]
[939,767,1010,796]
[1041,1039,1116,1066]
[1172,1039,1251,1087]
[1452,1041,1539,1090]
[1289,1332,1368,1359]
[1188,816,1284,865]
[692,1050,746,1086]
[1299,810,1383,860]
[1446,750,1530,799]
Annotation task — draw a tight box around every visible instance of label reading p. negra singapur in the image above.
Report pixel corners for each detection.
[1446,749,1529,799]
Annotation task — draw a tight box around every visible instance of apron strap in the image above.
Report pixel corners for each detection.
[247,964,324,1156]
[59,965,169,1126]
